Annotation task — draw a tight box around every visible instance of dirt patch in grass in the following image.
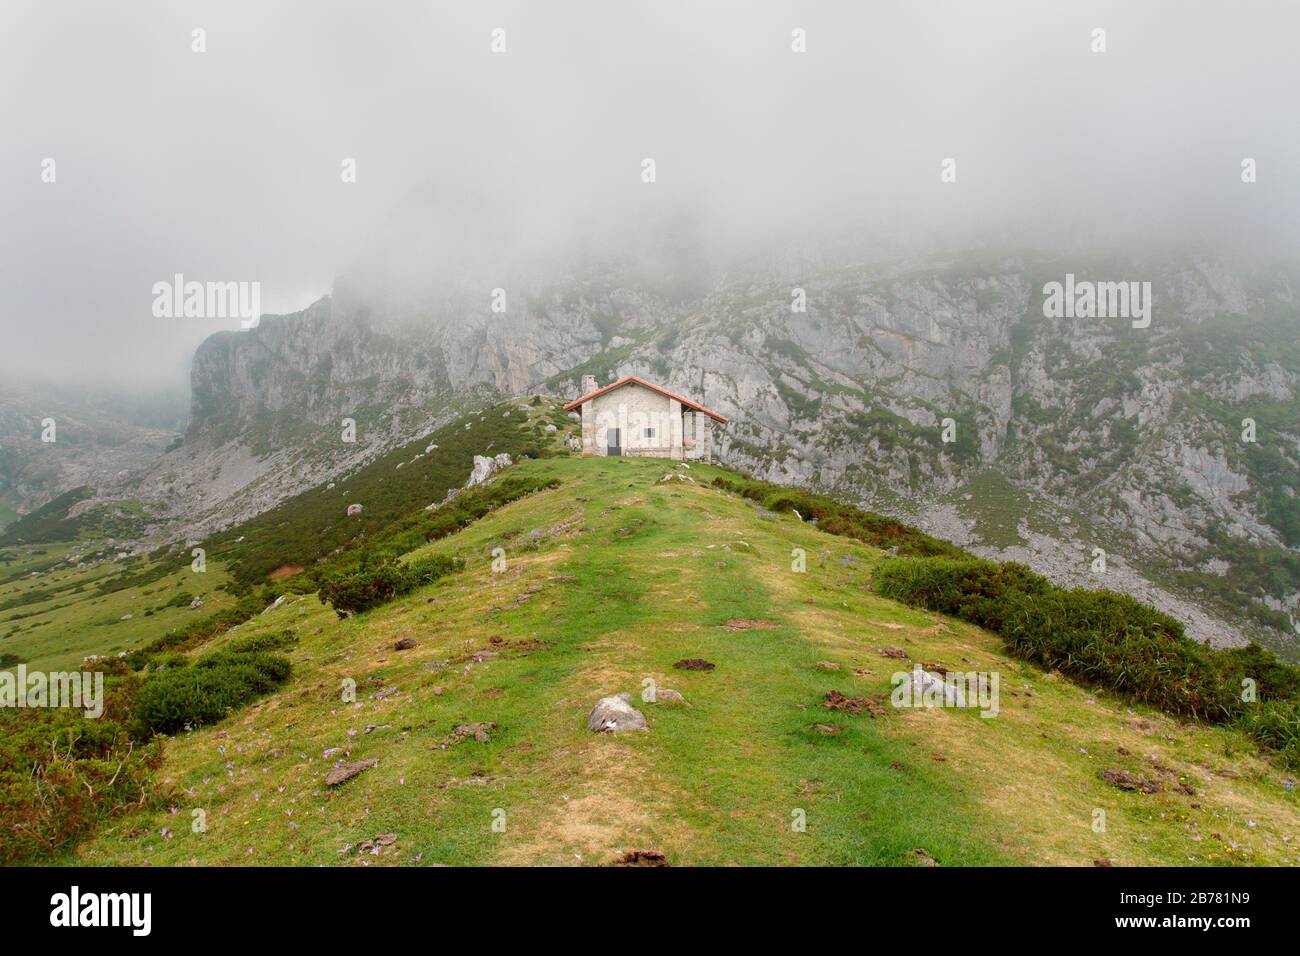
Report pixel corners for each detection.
[673,658,715,671]
[269,564,306,580]
[605,848,668,867]
[1099,768,1164,794]
[823,690,887,717]
[720,618,778,631]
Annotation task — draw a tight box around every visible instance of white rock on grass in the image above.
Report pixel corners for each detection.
[585,693,649,733]
[465,453,512,488]
[897,668,969,707]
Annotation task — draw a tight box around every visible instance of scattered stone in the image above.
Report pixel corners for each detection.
[394,637,417,651]
[586,693,649,733]
[432,686,445,696]
[325,758,378,787]
[673,658,715,671]
[878,645,908,660]
[471,649,500,662]
[189,597,204,609]
[813,723,842,735]
[347,503,364,516]
[911,848,940,867]
[322,747,342,758]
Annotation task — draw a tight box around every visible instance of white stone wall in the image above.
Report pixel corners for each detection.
[579,382,717,461]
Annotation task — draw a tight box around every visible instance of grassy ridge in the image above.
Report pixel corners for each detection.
[47,457,1300,867]
[6,441,1300,866]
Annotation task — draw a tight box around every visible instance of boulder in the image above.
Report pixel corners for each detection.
[586,693,648,733]
[347,503,364,516]
[896,668,965,706]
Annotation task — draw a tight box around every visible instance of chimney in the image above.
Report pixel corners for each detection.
[580,374,598,396]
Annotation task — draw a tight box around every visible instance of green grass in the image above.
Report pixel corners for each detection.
[40,456,1298,867]
[0,554,235,673]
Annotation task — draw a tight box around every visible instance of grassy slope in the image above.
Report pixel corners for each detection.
[62,456,1299,867]
[0,553,235,672]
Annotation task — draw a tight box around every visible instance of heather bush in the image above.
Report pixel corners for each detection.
[317,553,459,616]
[873,555,1300,738]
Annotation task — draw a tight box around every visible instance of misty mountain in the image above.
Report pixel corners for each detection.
[84,245,1288,653]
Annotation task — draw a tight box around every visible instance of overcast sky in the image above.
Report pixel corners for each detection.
[2,0,1298,389]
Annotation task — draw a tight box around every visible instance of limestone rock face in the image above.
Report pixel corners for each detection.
[466,453,512,488]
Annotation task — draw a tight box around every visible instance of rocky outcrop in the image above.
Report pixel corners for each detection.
[466,454,512,488]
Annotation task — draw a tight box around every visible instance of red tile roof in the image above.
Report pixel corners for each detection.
[562,375,729,423]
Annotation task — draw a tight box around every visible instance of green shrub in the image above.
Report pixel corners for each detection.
[222,628,298,655]
[133,632,294,735]
[317,553,460,616]
[134,646,292,735]
[996,588,1235,719]
[1239,700,1300,769]
[873,556,1300,727]
[0,662,164,864]
[712,474,968,559]
[873,557,1050,631]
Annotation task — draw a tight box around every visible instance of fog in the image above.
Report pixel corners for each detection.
[2,0,1298,389]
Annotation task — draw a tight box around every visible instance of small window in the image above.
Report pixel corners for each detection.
[644,427,656,439]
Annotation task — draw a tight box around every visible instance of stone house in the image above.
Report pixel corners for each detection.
[563,375,727,461]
